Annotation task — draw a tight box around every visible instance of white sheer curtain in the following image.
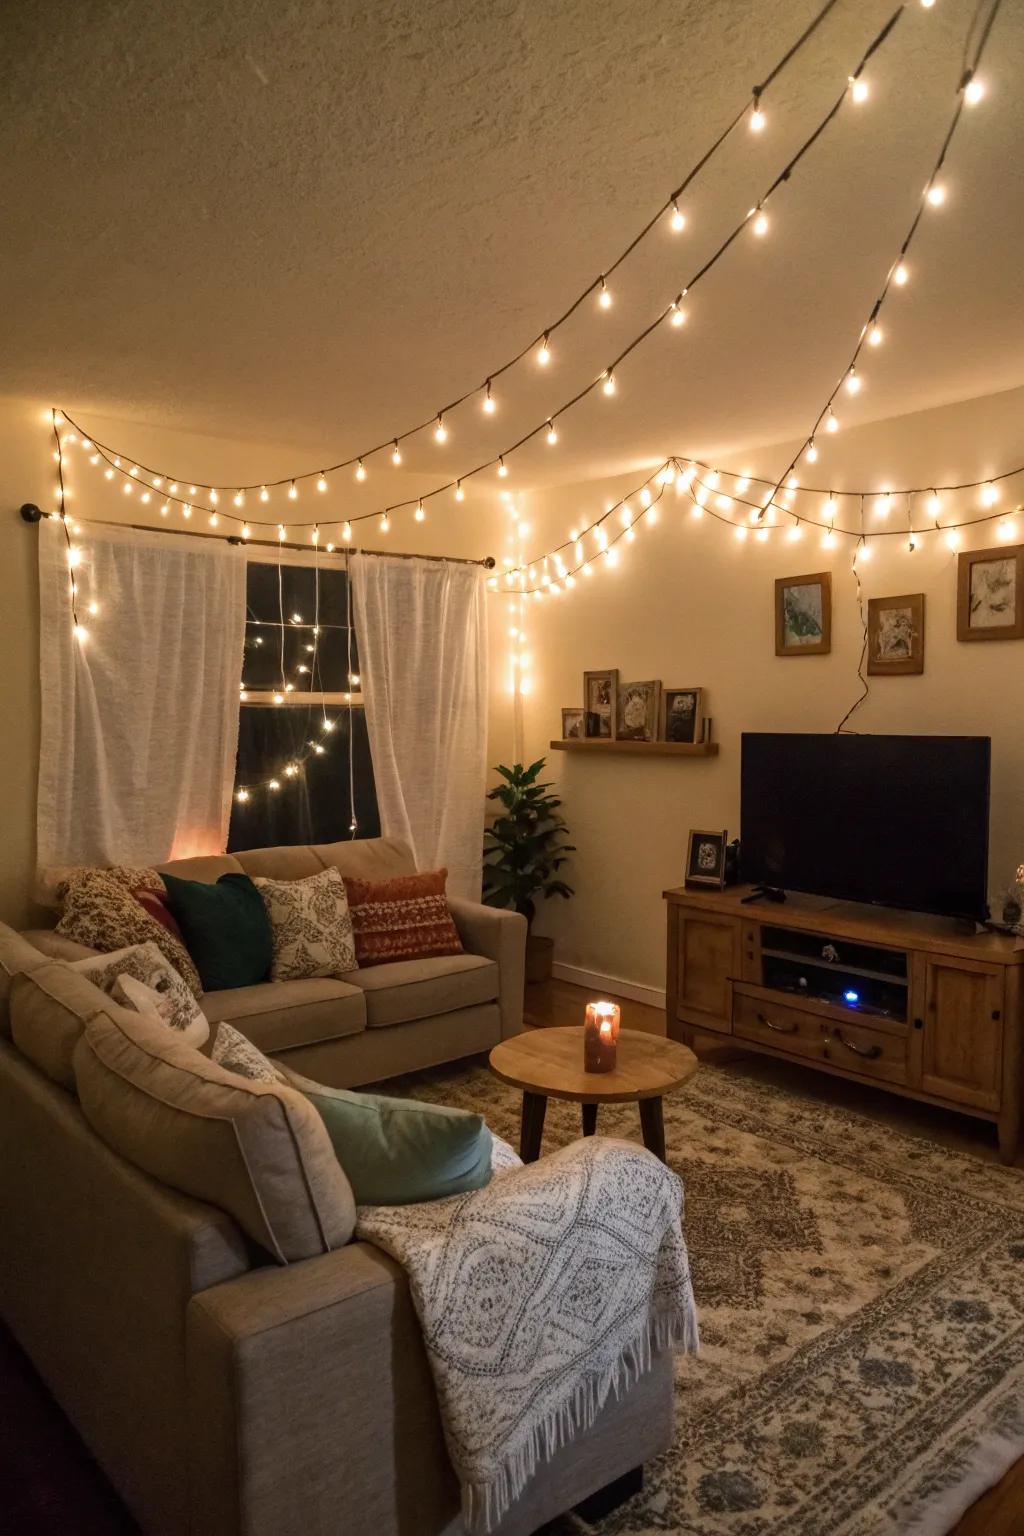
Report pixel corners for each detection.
[37,517,246,875]
[351,554,488,900]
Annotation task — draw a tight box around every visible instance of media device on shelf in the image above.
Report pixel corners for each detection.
[740,733,991,924]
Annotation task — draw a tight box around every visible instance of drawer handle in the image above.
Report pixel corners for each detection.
[825,1028,881,1061]
[757,1011,798,1035]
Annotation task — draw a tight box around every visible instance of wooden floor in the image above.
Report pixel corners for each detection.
[526,976,1024,1535]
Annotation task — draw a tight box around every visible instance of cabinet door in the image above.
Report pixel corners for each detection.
[917,955,1004,1110]
[671,910,740,1035]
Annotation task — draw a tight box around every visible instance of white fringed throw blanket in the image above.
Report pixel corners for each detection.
[356,1135,699,1534]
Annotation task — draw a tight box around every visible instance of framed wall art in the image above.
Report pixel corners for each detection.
[583,669,618,738]
[867,593,925,675]
[957,544,1024,641]
[775,571,832,657]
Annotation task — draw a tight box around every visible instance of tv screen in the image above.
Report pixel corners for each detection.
[740,734,990,921]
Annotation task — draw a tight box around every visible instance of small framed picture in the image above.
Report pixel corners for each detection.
[617,679,662,742]
[561,708,585,740]
[957,544,1024,642]
[583,669,618,738]
[867,594,925,675]
[661,687,704,743]
[686,829,728,890]
[775,571,832,656]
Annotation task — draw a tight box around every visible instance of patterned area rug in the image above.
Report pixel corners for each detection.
[382,1056,1024,1536]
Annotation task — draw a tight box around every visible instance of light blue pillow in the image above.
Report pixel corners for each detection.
[281,1068,493,1207]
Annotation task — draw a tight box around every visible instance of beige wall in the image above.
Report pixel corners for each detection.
[0,395,511,927]
[514,384,1024,995]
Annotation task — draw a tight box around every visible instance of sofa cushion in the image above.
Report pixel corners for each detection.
[69,943,209,1048]
[74,1008,356,1263]
[162,872,273,992]
[10,961,114,1089]
[20,928,99,963]
[344,869,464,968]
[56,871,203,998]
[341,953,499,1029]
[281,1066,493,1206]
[200,977,367,1053]
[156,853,245,885]
[252,867,357,981]
[233,845,327,882]
[313,837,416,882]
[0,923,48,1037]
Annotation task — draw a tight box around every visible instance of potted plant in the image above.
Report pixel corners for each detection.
[482,758,575,983]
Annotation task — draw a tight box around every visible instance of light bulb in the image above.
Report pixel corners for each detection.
[317,473,328,493]
[122,482,132,495]
[537,335,551,365]
[670,201,686,232]
[268,779,280,791]
[825,496,838,520]
[926,491,941,517]
[734,525,748,542]
[288,481,298,500]
[735,476,751,493]
[482,382,496,414]
[602,371,616,396]
[875,492,892,517]
[788,522,803,541]
[845,369,861,394]
[455,481,465,501]
[598,278,611,309]
[920,0,935,7]
[868,324,883,346]
[355,460,366,481]
[415,501,425,522]
[209,512,219,527]
[640,487,652,508]
[964,77,985,105]
[945,529,961,550]
[104,468,114,480]
[380,513,390,532]
[434,415,448,442]
[822,529,836,548]
[497,457,509,478]
[260,486,269,502]
[669,300,686,327]
[620,506,632,529]
[750,96,766,132]
[74,624,88,642]
[998,519,1017,541]
[160,503,170,516]
[850,76,869,103]
[752,210,769,237]
[894,262,909,285]
[236,788,250,802]
[826,410,840,433]
[805,441,818,463]
[604,547,618,566]
[857,540,872,561]
[241,523,251,539]
[182,504,192,519]
[342,522,352,541]
[169,483,178,493]
[86,601,99,616]
[208,487,217,503]
[926,183,946,207]
[140,491,151,505]
[981,482,999,507]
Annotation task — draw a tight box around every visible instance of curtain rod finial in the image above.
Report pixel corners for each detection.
[20,503,44,523]
[483,556,496,569]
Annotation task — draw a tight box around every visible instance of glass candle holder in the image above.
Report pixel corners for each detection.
[584,1000,621,1073]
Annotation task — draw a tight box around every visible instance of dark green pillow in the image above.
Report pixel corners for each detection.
[281,1068,493,1206]
[161,872,273,992]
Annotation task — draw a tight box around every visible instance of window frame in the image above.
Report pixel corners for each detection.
[239,545,364,709]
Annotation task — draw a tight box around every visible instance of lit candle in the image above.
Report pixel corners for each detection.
[584,1000,621,1073]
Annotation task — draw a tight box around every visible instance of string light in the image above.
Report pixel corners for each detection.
[752,209,769,237]
[455,481,465,501]
[598,277,612,309]
[355,459,367,481]
[749,92,766,132]
[415,501,426,521]
[926,182,946,207]
[670,201,686,232]
[602,371,616,396]
[546,420,558,445]
[391,440,402,465]
[316,473,328,493]
[964,76,985,105]
[497,456,509,478]
[288,481,298,500]
[868,324,884,346]
[537,335,551,365]
[894,262,909,285]
[434,415,448,442]
[850,75,869,104]
[482,381,496,414]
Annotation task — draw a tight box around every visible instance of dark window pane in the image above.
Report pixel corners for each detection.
[229,705,379,852]
[243,563,358,694]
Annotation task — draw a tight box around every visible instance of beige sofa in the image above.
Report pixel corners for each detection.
[0,922,675,1536]
[28,837,527,1085]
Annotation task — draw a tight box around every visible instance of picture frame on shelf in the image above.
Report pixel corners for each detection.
[560,708,585,740]
[867,594,925,675]
[775,571,832,656]
[583,669,618,739]
[617,679,662,742]
[661,687,704,743]
[685,829,728,890]
[957,544,1024,641]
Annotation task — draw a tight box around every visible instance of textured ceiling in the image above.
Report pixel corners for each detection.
[3,0,1023,497]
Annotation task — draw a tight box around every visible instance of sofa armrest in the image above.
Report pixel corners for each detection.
[186,1240,459,1536]
[448,897,526,1038]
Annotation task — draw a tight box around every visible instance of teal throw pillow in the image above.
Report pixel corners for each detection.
[282,1068,493,1206]
[161,872,273,992]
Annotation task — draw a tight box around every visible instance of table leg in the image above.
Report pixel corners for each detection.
[639,1097,666,1162]
[520,1092,547,1162]
[581,1102,598,1137]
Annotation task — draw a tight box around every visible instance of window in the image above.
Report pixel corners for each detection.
[228,553,379,851]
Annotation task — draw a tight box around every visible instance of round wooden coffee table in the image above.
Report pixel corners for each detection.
[488,1026,698,1164]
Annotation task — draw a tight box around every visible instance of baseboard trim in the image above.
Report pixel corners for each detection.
[551,962,666,1012]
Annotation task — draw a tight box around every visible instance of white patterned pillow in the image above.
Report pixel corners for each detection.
[211,1022,282,1083]
[252,867,357,980]
[70,942,209,1048]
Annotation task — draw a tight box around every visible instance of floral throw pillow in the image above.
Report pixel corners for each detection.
[252,867,357,980]
[342,868,463,968]
[70,942,209,1048]
[56,870,203,998]
[211,1022,282,1083]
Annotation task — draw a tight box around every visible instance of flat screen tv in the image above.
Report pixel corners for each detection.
[740,733,991,922]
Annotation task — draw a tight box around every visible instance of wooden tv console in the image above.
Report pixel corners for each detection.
[664,885,1024,1161]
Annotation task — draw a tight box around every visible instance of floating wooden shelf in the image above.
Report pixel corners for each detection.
[550,739,719,758]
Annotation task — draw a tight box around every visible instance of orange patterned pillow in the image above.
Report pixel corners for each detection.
[343,869,463,968]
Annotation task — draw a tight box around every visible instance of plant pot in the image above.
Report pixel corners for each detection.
[525,934,554,985]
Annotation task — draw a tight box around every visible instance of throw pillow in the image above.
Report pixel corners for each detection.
[343,869,463,968]
[132,886,185,943]
[70,942,209,1048]
[211,1022,282,1083]
[54,865,165,905]
[252,867,357,981]
[57,870,203,998]
[281,1066,493,1206]
[161,872,273,992]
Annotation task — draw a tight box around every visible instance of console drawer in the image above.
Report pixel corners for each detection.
[733,987,911,1085]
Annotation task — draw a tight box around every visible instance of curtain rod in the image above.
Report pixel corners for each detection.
[18,504,495,569]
